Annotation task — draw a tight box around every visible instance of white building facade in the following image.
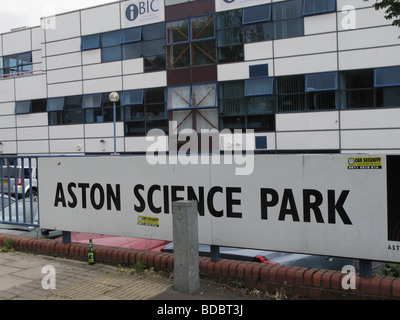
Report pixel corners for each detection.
[0,0,400,156]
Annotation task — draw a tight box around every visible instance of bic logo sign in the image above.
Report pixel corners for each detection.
[126,0,160,21]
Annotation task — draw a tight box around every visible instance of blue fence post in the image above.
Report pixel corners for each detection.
[210,245,220,262]
[359,259,372,278]
[62,231,71,244]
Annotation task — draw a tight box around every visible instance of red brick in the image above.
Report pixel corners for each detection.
[268,265,282,282]
[391,278,400,298]
[213,260,223,275]
[199,257,210,274]
[221,260,231,277]
[312,269,326,287]
[228,262,238,277]
[380,276,394,297]
[304,268,318,286]
[322,270,336,289]
[252,264,263,281]
[330,271,344,290]
[285,266,301,285]
[276,265,291,283]
[294,267,307,285]
[308,287,322,299]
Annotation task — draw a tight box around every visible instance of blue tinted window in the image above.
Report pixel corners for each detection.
[122,90,144,106]
[255,136,267,150]
[121,27,142,43]
[83,94,102,108]
[243,5,271,24]
[303,0,336,15]
[375,67,400,87]
[101,31,122,47]
[305,72,338,92]
[245,78,274,96]
[250,64,269,78]
[102,46,122,62]
[47,98,65,111]
[143,39,165,57]
[15,101,31,114]
[143,22,165,41]
[81,34,100,50]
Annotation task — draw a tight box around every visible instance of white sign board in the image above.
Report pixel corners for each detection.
[39,155,400,263]
[121,0,165,28]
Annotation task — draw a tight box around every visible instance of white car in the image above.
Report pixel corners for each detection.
[1,166,38,201]
[0,195,39,231]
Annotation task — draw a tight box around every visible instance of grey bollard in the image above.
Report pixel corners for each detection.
[172,201,200,294]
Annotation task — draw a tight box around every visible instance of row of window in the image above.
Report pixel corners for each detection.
[0,52,33,78]
[14,66,400,134]
[81,0,336,69]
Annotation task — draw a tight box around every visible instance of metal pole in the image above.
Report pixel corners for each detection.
[113,102,116,154]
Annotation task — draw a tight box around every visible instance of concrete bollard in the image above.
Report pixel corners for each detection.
[172,201,200,294]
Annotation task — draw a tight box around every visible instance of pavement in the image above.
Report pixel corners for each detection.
[0,249,267,301]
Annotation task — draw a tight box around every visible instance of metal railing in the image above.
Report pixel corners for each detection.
[0,156,39,228]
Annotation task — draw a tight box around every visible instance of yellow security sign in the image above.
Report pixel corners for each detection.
[137,215,159,227]
[347,157,382,169]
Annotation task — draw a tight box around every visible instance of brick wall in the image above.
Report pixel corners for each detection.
[1,234,400,299]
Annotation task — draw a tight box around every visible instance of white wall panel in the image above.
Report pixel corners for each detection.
[47,67,82,84]
[18,140,49,154]
[125,136,159,152]
[46,38,81,56]
[17,127,49,140]
[123,71,167,90]
[45,12,81,42]
[244,41,273,61]
[49,125,84,139]
[83,61,122,80]
[2,29,31,55]
[218,60,272,81]
[276,111,339,132]
[0,79,15,103]
[31,27,43,51]
[341,129,400,149]
[49,139,85,153]
[15,74,47,100]
[277,131,340,150]
[339,26,400,51]
[85,137,124,153]
[338,6,390,31]
[274,33,337,58]
[0,128,16,141]
[83,76,122,94]
[84,123,124,138]
[337,0,372,9]
[275,52,337,76]
[1,141,17,154]
[0,115,16,128]
[0,103,15,116]
[16,113,47,127]
[122,59,144,75]
[46,52,82,70]
[47,81,83,98]
[82,50,102,65]
[339,46,400,70]
[341,109,400,130]
[304,13,336,35]
[81,3,121,35]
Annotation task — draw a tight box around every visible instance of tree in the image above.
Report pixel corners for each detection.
[364,0,400,27]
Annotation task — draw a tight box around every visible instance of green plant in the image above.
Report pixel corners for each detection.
[1,237,15,252]
[385,263,400,277]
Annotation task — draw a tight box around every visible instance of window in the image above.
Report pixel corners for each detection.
[15,101,31,114]
[219,80,275,131]
[375,67,400,87]
[305,72,338,92]
[167,15,216,69]
[81,35,101,51]
[121,27,142,43]
[303,0,336,15]
[124,87,167,136]
[83,94,102,108]
[243,5,271,24]
[122,90,144,106]
[250,64,269,78]
[245,78,274,96]
[47,97,65,111]
[273,0,304,39]
[1,52,32,77]
[168,84,217,110]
